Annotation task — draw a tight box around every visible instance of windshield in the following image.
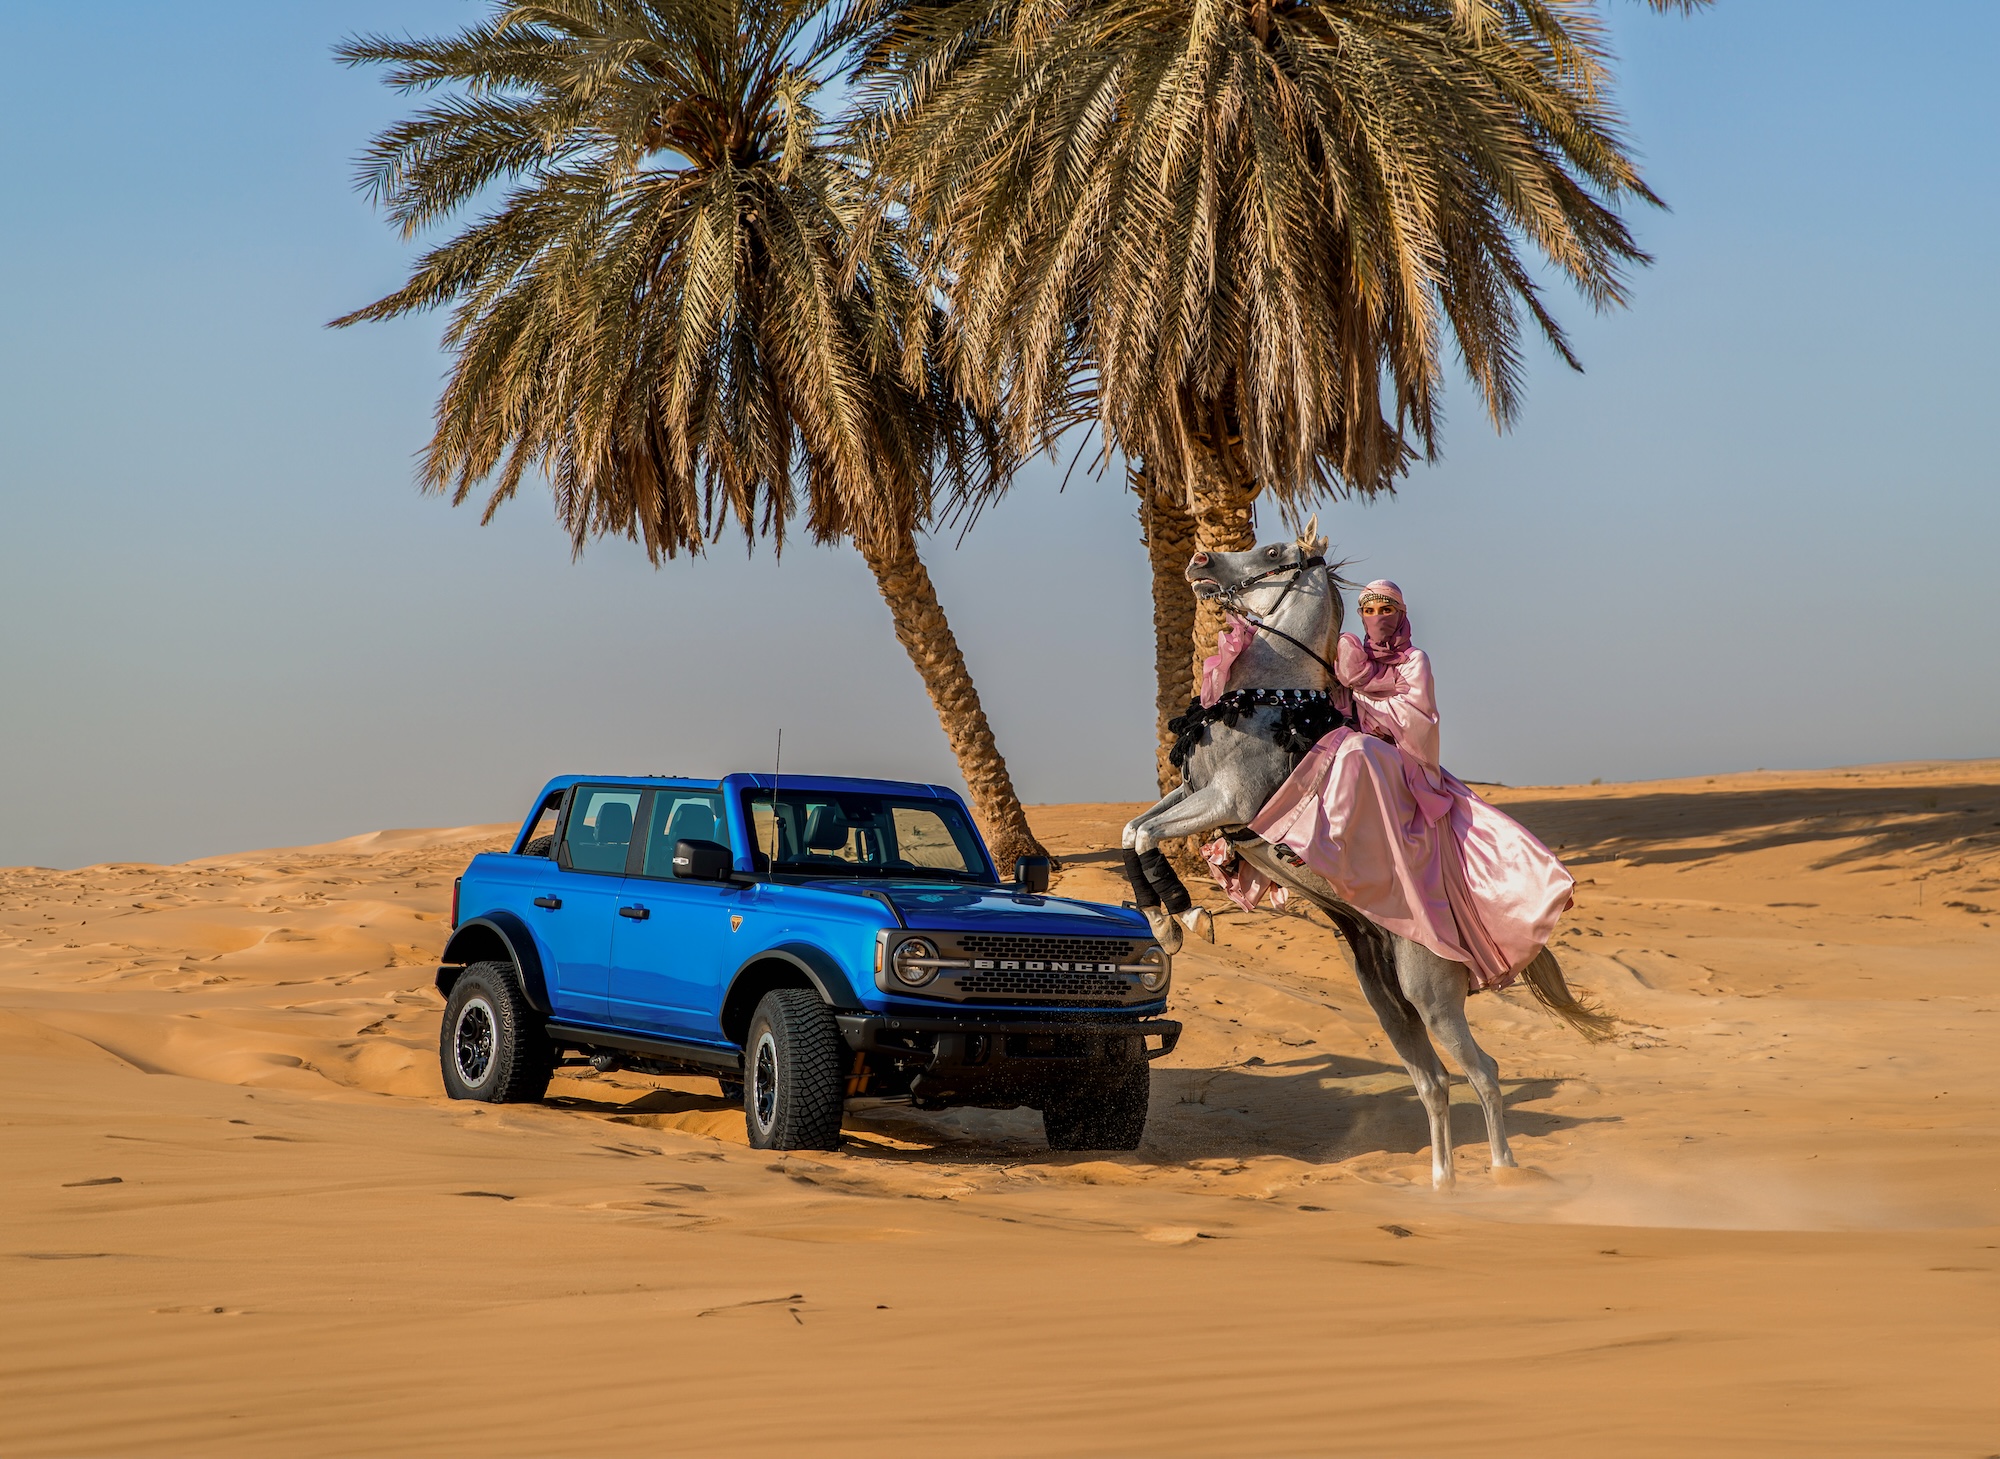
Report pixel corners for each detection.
[741,790,993,882]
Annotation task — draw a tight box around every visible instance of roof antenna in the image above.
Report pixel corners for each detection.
[767,728,783,871]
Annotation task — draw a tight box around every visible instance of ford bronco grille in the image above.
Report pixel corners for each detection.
[955,968,1135,1000]
[955,934,1139,964]
[875,931,1162,1006]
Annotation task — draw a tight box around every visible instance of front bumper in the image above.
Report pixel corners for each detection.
[836,1013,1182,1109]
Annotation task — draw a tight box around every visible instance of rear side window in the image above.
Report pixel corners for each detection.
[639,792,726,878]
[563,788,641,875]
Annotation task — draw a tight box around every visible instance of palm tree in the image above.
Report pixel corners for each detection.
[332,0,1048,865]
[1133,461,1198,792]
[848,0,1705,781]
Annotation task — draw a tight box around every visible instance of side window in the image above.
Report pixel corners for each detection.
[639,792,726,878]
[562,788,641,875]
[518,793,562,858]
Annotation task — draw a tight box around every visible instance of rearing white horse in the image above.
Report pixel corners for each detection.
[1122,526,1611,1188]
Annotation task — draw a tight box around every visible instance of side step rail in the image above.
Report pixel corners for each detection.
[543,1022,744,1075]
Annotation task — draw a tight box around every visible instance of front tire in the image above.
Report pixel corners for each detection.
[440,962,553,1103]
[1042,1064,1151,1151]
[743,989,845,1151]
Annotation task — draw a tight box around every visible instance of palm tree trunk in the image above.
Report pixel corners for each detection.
[857,522,1049,868]
[1137,440,1260,881]
[1132,459,1198,797]
[1186,444,1259,686]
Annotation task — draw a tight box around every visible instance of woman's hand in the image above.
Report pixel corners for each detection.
[1335,631,1402,694]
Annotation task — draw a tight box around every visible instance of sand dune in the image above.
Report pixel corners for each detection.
[2,762,1995,1455]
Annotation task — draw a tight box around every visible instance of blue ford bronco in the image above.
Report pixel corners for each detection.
[436,774,1182,1151]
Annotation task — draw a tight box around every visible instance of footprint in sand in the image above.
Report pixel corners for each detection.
[1141,1227,1220,1245]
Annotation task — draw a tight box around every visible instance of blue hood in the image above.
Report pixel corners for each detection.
[803,881,1151,936]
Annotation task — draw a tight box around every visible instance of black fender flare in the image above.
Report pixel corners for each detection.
[719,942,865,1047]
[437,913,552,1014]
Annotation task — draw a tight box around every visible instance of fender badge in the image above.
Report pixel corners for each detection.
[730,915,743,932]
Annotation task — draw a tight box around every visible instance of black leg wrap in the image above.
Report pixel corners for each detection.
[1138,848,1192,915]
[1121,847,1161,909]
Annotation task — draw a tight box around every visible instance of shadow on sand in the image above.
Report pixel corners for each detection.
[544,1084,733,1119]
[576,1053,1609,1169]
[539,1053,1612,1170]
[1503,778,2000,870]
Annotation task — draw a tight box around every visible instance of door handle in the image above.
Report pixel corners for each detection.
[618,905,649,920]
[533,896,562,910]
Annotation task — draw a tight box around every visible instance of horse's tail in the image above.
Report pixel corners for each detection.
[1521,947,1618,1041]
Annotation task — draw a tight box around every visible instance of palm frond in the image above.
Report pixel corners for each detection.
[849,0,1682,506]
[335,0,995,560]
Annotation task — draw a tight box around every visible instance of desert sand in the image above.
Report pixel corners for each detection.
[2,762,1995,1456]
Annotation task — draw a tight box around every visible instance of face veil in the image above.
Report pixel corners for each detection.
[1357,580,1411,665]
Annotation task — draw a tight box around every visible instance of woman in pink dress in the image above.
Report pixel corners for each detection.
[1246,580,1573,992]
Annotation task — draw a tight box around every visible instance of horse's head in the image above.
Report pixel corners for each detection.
[1186,519,1344,637]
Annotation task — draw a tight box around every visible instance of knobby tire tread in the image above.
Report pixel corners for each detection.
[751,988,845,1151]
[444,962,553,1104]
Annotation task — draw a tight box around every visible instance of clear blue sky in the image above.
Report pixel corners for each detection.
[2,1,1994,869]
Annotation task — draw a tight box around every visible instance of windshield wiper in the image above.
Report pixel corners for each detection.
[774,864,987,883]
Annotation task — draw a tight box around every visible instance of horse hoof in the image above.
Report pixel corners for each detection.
[1143,906,1184,954]
[1179,905,1216,943]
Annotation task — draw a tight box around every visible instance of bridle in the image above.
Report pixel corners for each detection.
[1169,544,1353,774]
[1205,547,1342,682]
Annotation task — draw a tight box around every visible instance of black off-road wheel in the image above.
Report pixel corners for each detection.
[1042,1064,1151,1151]
[743,988,845,1151]
[440,962,554,1103]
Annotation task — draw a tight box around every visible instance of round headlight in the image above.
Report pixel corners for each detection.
[890,937,939,987]
[1136,946,1170,994]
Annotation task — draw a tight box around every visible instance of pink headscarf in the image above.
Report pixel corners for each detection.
[1357,580,1412,666]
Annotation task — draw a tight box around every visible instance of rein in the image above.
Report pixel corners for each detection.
[1169,545,1356,776]
[1214,549,1343,682]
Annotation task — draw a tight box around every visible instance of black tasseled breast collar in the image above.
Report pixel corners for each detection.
[1165,688,1352,773]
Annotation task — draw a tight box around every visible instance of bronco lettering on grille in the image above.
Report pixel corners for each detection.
[970,958,1121,973]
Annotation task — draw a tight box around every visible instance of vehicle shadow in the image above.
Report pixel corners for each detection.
[537,1051,1611,1169]
[543,1080,735,1120]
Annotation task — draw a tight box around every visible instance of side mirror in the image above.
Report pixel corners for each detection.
[1014,855,1052,895]
[672,838,734,882]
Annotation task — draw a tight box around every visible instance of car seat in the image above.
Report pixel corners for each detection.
[591,801,633,868]
[802,803,851,860]
[593,800,634,849]
[662,802,718,848]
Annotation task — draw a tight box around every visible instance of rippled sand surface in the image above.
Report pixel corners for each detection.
[3,762,1995,1455]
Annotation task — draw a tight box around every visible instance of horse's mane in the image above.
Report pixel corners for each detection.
[1293,514,1359,640]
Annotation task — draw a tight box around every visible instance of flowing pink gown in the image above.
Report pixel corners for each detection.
[1243,633,1573,992]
